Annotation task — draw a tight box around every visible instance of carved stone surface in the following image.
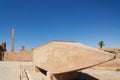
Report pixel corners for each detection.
[33,41,114,74]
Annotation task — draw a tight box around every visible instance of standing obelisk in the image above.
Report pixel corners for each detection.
[11,28,14,52]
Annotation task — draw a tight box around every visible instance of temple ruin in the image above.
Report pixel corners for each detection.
[0,42,7,60]
[0,29,120,80]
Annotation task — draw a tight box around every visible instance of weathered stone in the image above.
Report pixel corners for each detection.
[11,28,14,52]
[33,41,114,74]
[0,42,7,60]
[20,46,25,51]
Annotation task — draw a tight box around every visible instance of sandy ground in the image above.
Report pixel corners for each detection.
[80,68,120,80]
[0,61,20,80]
[0,61,120,80]
[0,61,35,80]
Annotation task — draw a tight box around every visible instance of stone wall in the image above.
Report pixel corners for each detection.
[4,50,33,62]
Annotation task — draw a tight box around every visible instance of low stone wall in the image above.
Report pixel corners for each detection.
[4,51,33,62]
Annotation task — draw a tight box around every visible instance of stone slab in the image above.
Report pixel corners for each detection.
[33,41,114,74]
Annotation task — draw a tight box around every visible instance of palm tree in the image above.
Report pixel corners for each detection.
[99,41,105,48]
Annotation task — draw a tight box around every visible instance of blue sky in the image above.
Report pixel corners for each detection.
[0,0,120,51]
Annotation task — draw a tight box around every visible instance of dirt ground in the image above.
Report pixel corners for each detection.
[93,59,120,71]
[81,68,120,80]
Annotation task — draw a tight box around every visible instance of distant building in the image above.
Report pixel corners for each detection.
[20,46,25,52]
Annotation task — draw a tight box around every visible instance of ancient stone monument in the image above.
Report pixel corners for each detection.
[20,46,25,51]
[0,42,7,60]
[33,41,114,80]
[11,28,14,52]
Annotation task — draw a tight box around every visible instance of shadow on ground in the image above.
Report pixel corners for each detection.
[78,72,99,80]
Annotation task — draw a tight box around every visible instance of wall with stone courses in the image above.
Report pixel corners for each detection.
[4,50,33,62]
